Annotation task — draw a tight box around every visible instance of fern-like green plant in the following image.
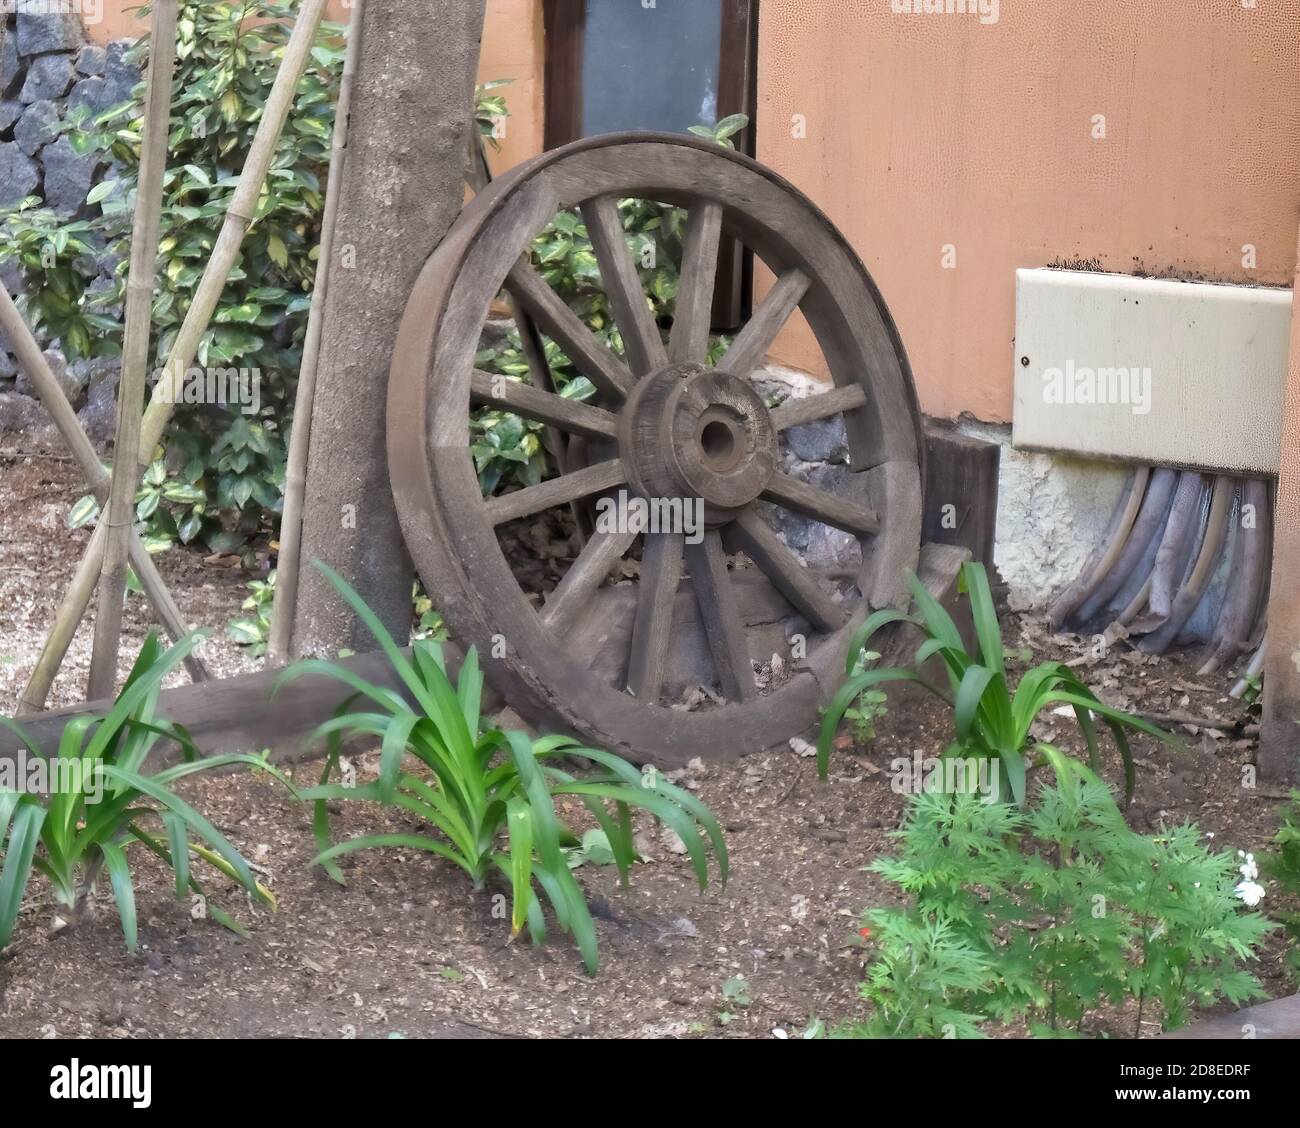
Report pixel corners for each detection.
[839,912,993,1040]
[0,633,291,952]
[279,563,727,975]
[818,562,1175,804]
[845,775,1274,1038]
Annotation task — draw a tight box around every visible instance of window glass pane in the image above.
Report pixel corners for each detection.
[581,0,724,136]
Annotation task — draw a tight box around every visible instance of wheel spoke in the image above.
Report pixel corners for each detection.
[471,370,619,442]
[505,260,635,400]
[729,508,845,632]
[761,471,880,536]
[686,531,755,702]
[581,196,667,377]
[669,201,724,363]
[718,268,810,378]
[510,298,573,472]
[770,382,867,431]
[484,459,626,526]
[540,526,638,632]
[627,531,684,701]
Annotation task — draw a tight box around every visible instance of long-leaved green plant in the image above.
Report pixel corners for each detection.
[818,561,1175,803]
[279,564,728,975]
[0,633,290,951]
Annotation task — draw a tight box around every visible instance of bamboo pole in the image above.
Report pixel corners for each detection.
[0,285,208,711]
[87,0,179,700]
[21,0,329,705]
[135,0,331,464]
[268,0,364,663]
[20,523,106,713]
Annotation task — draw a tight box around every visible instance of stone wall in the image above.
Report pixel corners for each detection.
[0,10,139,449]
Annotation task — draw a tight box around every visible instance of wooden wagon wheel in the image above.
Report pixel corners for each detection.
[389,133,924,766]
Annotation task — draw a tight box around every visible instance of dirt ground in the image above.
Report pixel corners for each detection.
[0,450,1295,1038]
[0,448,259,711]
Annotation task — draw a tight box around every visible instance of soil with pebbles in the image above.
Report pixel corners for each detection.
[0,450,1294,1038]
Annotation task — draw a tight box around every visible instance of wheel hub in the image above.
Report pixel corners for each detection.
[618,362,777,524]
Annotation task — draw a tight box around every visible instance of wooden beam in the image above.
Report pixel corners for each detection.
[922,425,1001,576]
[2,647,499,767]
[1162,992,1300,1040]
[1260,220,1300,781]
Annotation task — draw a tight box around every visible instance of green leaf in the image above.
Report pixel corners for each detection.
[818,668,949,779]
[100,842,138,952]
[714,113,750,139]
[98,765,257,895]
[0,803,44,950]
[506,798,534,936]
[67,494,99,529]
[962,562,1004,676]
[266,233,288,268]
[86,180,117,206]
[954,664,996,742]
[162,811,189,900]
[311,833,475,878]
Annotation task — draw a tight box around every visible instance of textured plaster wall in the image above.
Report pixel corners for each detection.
[956,421,1128,610]
[756,1,1300,423]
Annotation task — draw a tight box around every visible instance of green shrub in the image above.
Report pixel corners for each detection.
[842,912,993,1040]
[0,202,120,360]
[4,11,739,556]
[279,563,728,975]
[843,777,1274,1038]
[475,79,511,151]
[226,570,276,657]
[818,561,1174,803]
[32,2,343,559]
[0,633,291,951]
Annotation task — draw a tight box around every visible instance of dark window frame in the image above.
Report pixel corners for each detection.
[542,0,759,327]
[543,0,757,153]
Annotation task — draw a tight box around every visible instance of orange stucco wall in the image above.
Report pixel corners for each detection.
[757,0,1300,421]
[82,0,543,176]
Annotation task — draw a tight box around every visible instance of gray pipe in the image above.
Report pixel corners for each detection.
[1074,466,1177,628]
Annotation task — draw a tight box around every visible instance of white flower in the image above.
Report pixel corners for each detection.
[1235,880,1266,907]
[1238,852,1259,882]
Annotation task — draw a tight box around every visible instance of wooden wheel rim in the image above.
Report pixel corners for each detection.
[389,133,924,765]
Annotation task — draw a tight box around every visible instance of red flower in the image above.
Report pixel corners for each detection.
[858,927,873,938]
